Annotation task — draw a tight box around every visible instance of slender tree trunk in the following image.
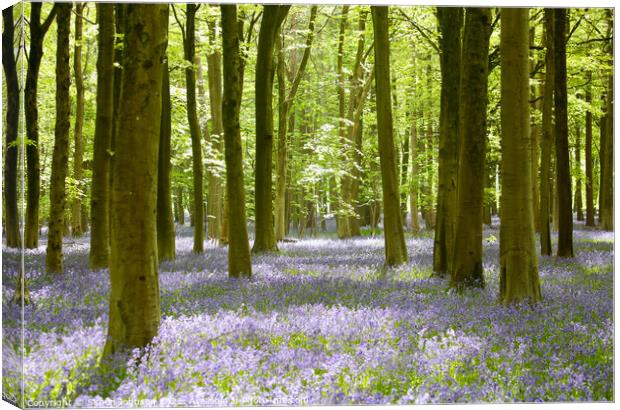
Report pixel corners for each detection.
[157,61,175,262]
[599,113,606,224]
[253,5,290,253]
[45,4,72,274]
[372,6,408,266]
[574,125,584,221]
[89,3,114,269]
[529,24,541,233]
[539,8,554,255]
[103,4,168,357]
[2,6,21,248]
[71,2,85,237]
[553,9,574,257]
[451,8,491,289]
[206,18,224,242]
[275,6,318,241]
[221,4,252,277]
[335,5,351,238]
[499,7,541,304]
[585,71,595,226]
[433,7,463,275]
[600,11,614,231]
[175,187,184,225]
[182,4,204,253]
[25,4,57,249]
[409,122,420,233]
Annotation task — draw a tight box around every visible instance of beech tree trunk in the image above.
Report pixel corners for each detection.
[221,4,252,277]
[574,125,584,221]
[45,3,72,274]
[600,11,614,231]
[181,4,204,253]
[553,9,574,257]
[371,6,408,266]
[206,18,224,242]
[275,6,318,241]
[539,9,554,255]
[451,8,491,289]
[2,6,21,248]
[25,4,57,249]
[499,7,541,304]
[157,60,175,262]
[89,3,115,269]
[103,4,168,357]
[71,2,85,237]
[433,7,463,276]
[409,122,420,233]
[585,71,595,226]
[253,5,290,253]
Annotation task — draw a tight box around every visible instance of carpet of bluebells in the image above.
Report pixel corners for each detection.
[2,220,614,406]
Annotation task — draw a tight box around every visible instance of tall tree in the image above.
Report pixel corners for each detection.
[584,71,595,226]
[174,4,204,252]
[371,6,408,266]
[2,6,21,248]
[157,59,175,262]
[574,125,584,221]
[433,7,463,276]
[499,7,541,304]
[46,3,72,273]
[221,4,252,278]
[539,9,554,255]
[71,2,85,237]
[89,3,115,269]
[450,8,491,288]
[103,3,168,357]
[275,6,318,241]
[600,10,614,231]
[206,15,224,242]
[253,5,290,253]
[409,122,420,233]
[25,3,57,248]
[553,8,574,257]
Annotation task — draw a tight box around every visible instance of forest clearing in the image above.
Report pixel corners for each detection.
[1,1,615,407]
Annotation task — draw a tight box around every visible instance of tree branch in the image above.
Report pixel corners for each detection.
[40,4,58,34]
[395,8,440,54]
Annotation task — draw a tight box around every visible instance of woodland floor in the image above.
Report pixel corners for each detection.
[1,220,614,406]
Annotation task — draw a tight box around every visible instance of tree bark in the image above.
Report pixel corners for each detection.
[253,5,290,253]
[103,3,168,357]
[25,4,57,248]
[585,71,595,226]
[539,9,554,255]
[71,2,85,237]
[275,6,318,241]
[221,4,252,277]
[433,7,463,275]
[45,3,72,274]
[600,10,614,231]
[89,3,115,269]
[409,122,420,233]
[553,9,574,257]
[2,6,21,248]
[499,7,541,304]
[451,8,491,289]
[574,124,584,221]
[157,60,175,262]
[181,4,204,253]
[206,17,224,243]
[371,6,408,266]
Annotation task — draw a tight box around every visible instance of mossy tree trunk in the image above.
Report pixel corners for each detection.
[71,2,85,237]
[371,6,408,266]
[450,8,491,289]
[600,10,614,231]
[45,3,72,274]
[103,4,168,357]
[157,60,175,262]
[2,6,21,248]
[409,122,420,233]
[553,9,574,257]
[89,3,115,269]
[499,8,541,304]
[25,4,57,249]
[433,7,462,276]
[253,5,290,253]
[275,6,318,241]
[221,4,252,278]
[539,9,554,255]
